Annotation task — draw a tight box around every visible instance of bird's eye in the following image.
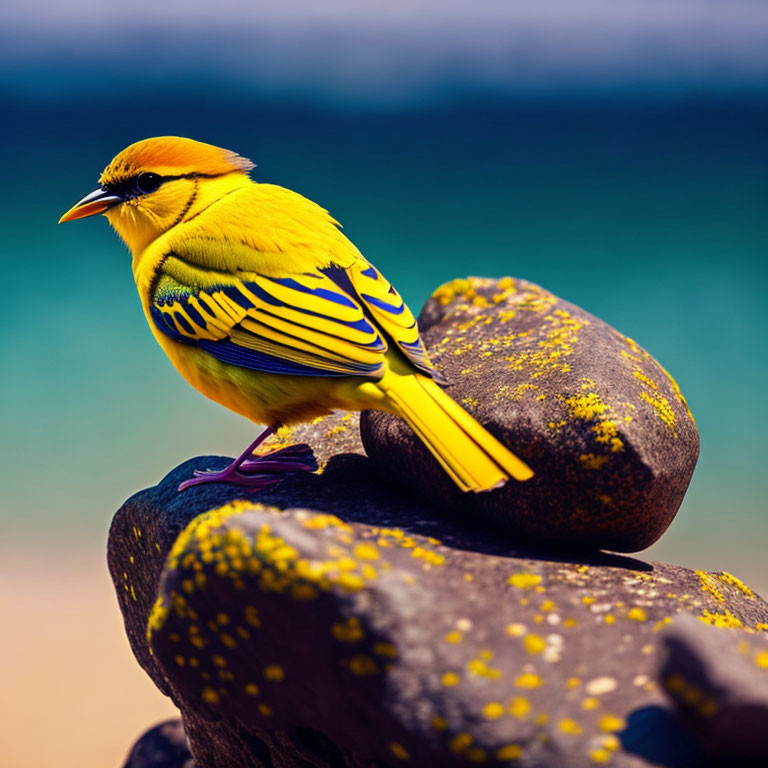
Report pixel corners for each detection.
[136,172,162,194]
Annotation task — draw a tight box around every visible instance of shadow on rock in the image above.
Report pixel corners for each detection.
[172,451,652,572]
[620,706,706,768]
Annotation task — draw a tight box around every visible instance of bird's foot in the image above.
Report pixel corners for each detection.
[178,443,317,492]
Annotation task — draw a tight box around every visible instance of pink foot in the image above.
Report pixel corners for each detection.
[177,427,317,492]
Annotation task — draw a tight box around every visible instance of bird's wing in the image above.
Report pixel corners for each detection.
[333,261,445,383]
[150,249,388,378]
[148,183,443,381]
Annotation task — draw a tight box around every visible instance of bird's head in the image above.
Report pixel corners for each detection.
[59,136,254,253]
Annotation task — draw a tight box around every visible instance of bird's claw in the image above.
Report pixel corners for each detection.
[178,443,317,492]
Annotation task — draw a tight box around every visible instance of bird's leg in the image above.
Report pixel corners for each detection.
[177,425,317,492]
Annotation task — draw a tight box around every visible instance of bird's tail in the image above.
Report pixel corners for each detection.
[378,371,533,492]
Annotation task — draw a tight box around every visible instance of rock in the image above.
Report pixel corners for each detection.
[122,719,193,768]
[361,277,699,552]
[109,434,766,768]
[659,612,768,766]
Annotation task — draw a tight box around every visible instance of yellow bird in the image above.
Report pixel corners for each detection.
[60,137,533,492]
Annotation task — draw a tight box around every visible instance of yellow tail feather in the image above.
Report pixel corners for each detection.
[379,372,534,493]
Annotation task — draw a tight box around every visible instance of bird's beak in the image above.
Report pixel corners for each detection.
[58,187,122,223]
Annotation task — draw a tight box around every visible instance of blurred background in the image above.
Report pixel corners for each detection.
[1,1,767,765]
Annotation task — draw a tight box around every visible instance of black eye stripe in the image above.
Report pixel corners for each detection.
[104,174,169,199]
[102,170,233,199]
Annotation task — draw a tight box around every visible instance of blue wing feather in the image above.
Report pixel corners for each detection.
[150,267,386,378]
[323,263,445,383]
[150,251,441,382]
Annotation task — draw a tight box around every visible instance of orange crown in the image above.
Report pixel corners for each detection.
[99,136,254,185]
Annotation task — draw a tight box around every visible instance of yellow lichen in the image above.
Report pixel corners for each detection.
[432,278,480,306]
[502,309,585,378]
[565,392,608,420]
[467,657,503,679]
[347,655,377,676]
[146,596,169,643]
[264,664,284,681]
[592,420,625,452]
[496,383,540,402]
[633,371,658,389]
[302,514,351,531]
[442,672,460,687]
[564,385,629,460]
[508,696,532,718]
[353,543,380,561]
[449,733,474,753]
[389,742,410,761]
[579,453,609,470]
[514,672,543,689]
[332,617,364,643]
[599,714,626,732]
[558,718,583,735]
[373,642,398,658]
[508,573,542,589]
[482,702,506,719]
[523,634,547,654]
[699,609,743,629]
[496,744,523,760]
[431,715,448,731]
[718,572,754,599]
[505,623,527,637]
[640,391,677,434]
[411,547,446,566]
[654,358,696,425]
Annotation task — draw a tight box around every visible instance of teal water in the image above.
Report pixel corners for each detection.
[1,88,766,589]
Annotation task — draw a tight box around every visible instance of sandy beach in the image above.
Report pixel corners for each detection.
[0,539,177,768]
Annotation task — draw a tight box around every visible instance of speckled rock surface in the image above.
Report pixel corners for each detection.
[109,424,765,768]
[361,277,699,552]
[122,719,194,768]
[659,613,768,766]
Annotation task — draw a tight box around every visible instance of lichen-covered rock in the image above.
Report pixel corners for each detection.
[659,613,768,766]
[122,719,193,768]
[361,277,699,552]
[109,446,766,768]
